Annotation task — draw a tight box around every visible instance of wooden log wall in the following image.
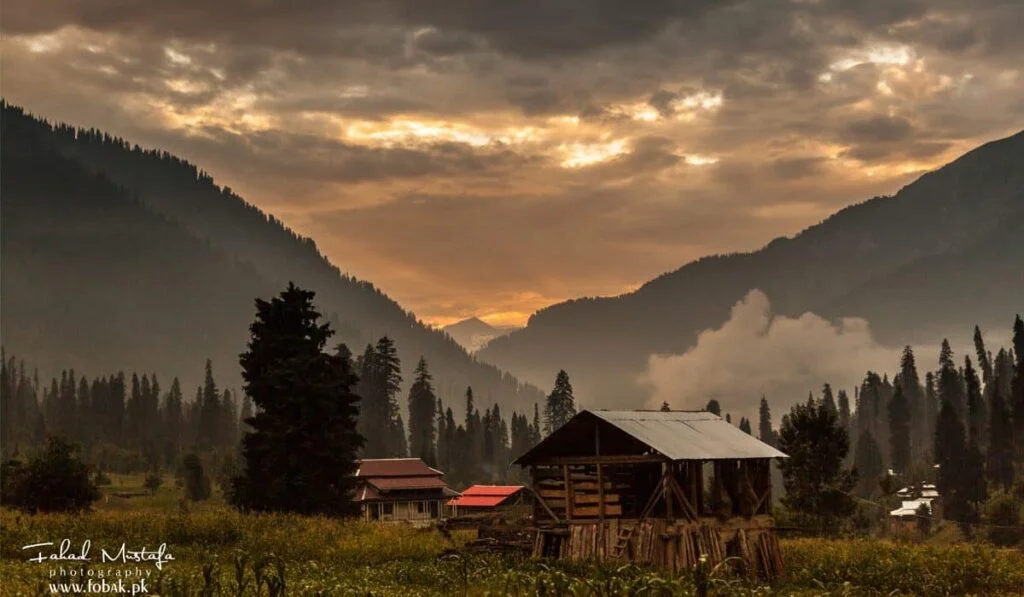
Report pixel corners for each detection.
[532,515,785,583]
[533,464,637,519]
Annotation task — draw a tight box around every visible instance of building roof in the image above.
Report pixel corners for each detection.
[356,458,444,478]
[352,458,452,501]
[459,485,524,497]
[369,476,449,491]
[890,498,933,517]
[516,410,786,464]
[448,485,525,508]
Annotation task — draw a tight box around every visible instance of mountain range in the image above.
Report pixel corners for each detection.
[478,130,1024,409]
[4,99,1021,419]
[0,101,544,416]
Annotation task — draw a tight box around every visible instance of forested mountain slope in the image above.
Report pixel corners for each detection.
[0,102,543,414]
[478,130,1024,407]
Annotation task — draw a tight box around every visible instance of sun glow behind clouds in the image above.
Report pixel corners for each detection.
[344,119,548,148]
[829,44,915,71]
[559,139,629,168]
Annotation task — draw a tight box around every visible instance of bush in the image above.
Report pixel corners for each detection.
[144,472,163,495]
[0,437,100,513]
[182,454,211,502]
[985,490,1022,547]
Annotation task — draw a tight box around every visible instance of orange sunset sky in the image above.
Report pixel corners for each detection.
[3,0,1022,327]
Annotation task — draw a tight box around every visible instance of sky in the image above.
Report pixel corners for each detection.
[3,0,1023,328]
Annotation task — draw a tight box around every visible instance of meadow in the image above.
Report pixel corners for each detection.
[2,477,1023,596]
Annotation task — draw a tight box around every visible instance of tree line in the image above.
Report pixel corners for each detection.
[1,355,247,474]
[0,299,580,492]
[736,316,1024,541]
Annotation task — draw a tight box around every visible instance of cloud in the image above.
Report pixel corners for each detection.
[640,289,900,423]
[3,0,1024,326]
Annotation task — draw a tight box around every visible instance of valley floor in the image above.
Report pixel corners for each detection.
[1,478,1022,596]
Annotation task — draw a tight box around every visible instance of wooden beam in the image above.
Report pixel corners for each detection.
[662,464,673,521]
[525,454,666,466]
[563,465,574,520]
[522,485,560,522]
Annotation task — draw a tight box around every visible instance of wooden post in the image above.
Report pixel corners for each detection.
[596,420,604,560]
[662,463,673,521]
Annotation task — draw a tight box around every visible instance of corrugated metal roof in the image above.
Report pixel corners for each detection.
[356,458,444,477]
[588,410,788,460]
[449,495,510,508]
[460,485,524,497]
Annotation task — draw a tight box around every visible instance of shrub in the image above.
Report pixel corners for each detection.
[144,472,163,495]
[0,437,100,513]
[985,490,1022,547]
[183,454,211,502]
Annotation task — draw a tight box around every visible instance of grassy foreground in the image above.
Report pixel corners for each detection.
[2,505,1022,597]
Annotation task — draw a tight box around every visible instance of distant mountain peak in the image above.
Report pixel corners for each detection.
[444,316,518,353]
[444,316,497,334]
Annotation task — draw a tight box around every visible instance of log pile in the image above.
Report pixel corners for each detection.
[532,517,784,582]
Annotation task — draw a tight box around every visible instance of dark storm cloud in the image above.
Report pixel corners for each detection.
[772,157,829,180]
[844,115,916,143]
[5,0,731,60]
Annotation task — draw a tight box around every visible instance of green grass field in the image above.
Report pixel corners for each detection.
[2,477,1022,596]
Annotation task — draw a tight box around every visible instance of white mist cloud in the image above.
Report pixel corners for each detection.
[640,289,900,423]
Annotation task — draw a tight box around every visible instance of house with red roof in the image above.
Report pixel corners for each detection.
[447,485,531,517]
[353,458,459,523]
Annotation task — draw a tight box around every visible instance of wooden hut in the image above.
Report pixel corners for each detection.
[514,410,788,580]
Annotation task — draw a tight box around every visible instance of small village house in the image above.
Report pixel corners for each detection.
[447,485,532,518]
[353,458,459,525]
[889,482,940,529]
[515,409,788,580]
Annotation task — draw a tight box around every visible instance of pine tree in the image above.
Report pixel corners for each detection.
[986,388,1015,491]
[821,384,838,418]
[464,387,480,481]
[373,337,404,457]
[197,360,222,448]
[898,346,925,459]
[739,417,752,434]
[887,384,911,474]
[1011,315,1024,459]
[758,396,775,447]
[660,401,671,412]
[705,399,721,416]
[837,390,852,440]
[355,344,382,456]
[973,326,993,384]
[231,283,364,516]
[407,357,437,466]
[934,398,969,522]
[963,357,986,448]
[853,429,883,498]
[435,398,448,473]
[923,371,938,459]
[544,370,576,434]
[937,339,964,417]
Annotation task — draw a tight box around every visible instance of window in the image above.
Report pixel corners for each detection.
[382,503,394,515]
[417,502,425,514]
